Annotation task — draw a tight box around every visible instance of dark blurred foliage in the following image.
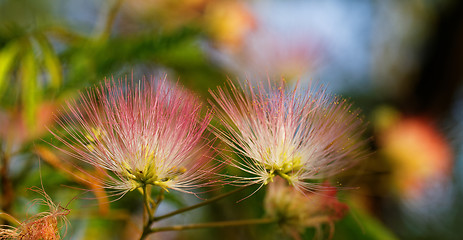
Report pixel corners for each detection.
[407,1,463,119]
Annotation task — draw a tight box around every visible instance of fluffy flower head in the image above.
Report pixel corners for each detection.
[211,80,367,191]
[0,187,70,240]
[52,76,214,196]
[265,177,348,239]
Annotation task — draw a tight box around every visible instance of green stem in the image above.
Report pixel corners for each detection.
[151,217,277,233]
[97,0,123,41]
[277,171,293,184]
[152,185,250,222]
[0,213,20,226]
[142,185,153,220]
[140,185,157,240]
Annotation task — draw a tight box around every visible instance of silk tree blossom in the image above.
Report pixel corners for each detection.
[0,187,70,240]
[265,177,348,240]
[51,77,215,196]
[210,80,368,191]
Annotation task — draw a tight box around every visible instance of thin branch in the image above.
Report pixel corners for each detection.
[140,186,164,240]
[151,217,277,233]
[152,185,251,222]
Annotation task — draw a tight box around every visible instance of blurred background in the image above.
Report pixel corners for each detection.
[0,0,462,239]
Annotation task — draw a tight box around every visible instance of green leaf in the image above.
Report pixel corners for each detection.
[61,27,226,96]
[35,33,62,89]
[333,200,399,240]
[0,41,19,97]
[20,48,41,130]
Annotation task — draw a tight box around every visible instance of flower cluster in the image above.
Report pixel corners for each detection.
[46,76,367,239]
[210,80,368,191]
[52,77,215,196]
[52,77,367,195]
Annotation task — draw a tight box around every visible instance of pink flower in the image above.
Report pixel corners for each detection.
[210,80,368,192]
[51,76,215,196]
